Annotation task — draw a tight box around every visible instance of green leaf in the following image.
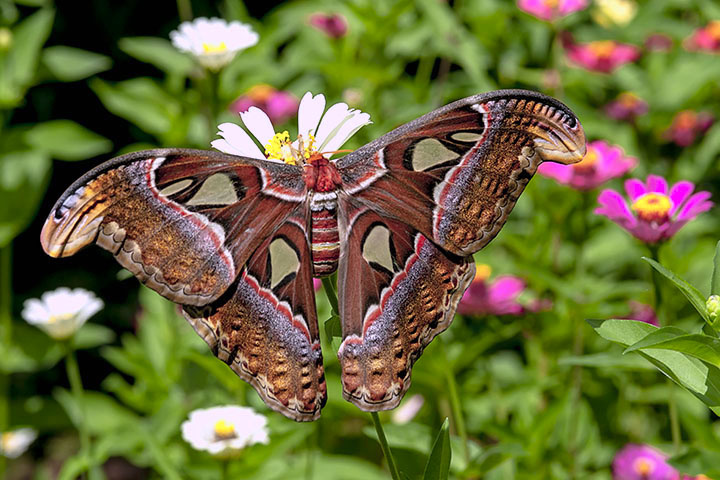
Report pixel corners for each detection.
[42,45,112,82]
[324,314,342,343]
[72,323,116,350]
[0,149,51,246]
[642,257,710,323]
[118,37,194,75]
[712,240,720,296]
[24,120,112,160]
[589,319,720,409]
[558,352,654,370]
[423,418,452,480]
[90,78,179,136]
[624,327,720,368]
[0,8,54,106]
[474,443,525,473]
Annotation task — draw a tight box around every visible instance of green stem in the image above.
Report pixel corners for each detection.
[370,412,401,480]
[0,244,11,478]
[66,348,91,473]
[321,277,340,315]
[440,340,469,464]
[176,0,192,22]
[647,245,681,451]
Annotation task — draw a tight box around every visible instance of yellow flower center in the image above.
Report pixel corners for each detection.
[588,40,616,58]
[632,458,654,476]
[674,111,697,130]
[619,92,640,107]
[474,264,492,282]
[631,192,673,223]
[247,84,275,102]
[202,42,228,54]
[708,20,720,39]
[48,313,74,324]
[1,432,12,451]
[572,146,599,173]
[542,0,559,8]
[213,419,236,440]
[264,131,316,165]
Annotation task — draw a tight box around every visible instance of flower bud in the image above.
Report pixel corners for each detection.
[707,295,720,327]
[0,28,12,51]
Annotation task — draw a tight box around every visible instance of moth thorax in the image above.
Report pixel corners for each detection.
[304,155,342,192]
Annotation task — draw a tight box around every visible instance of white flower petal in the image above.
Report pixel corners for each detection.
[169,17,258,70]
[1,428,37,459]
[240,107,276,147]
[20,287,103,340]
[314,102,350,148]
[181,405,269,457]
[321,110,372,152]
[213,123,265,159]
[298,92,326,138]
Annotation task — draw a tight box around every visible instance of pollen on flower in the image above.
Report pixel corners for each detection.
[474,264,492,282]
[213,419,236,440]
[631,193,672,222]
[589,40,616,58]
[302,133,317,160]
[572,146,599,173]
[202,42,228,53]
[633,458,654,475]
[265,131,296,164]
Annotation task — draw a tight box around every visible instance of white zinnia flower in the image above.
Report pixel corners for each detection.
[391,394,425,424]
[1,428,37,458]
[22,287,103,340]
[170,17,259,70]
[212,91,372,165]
[181,405,269,458]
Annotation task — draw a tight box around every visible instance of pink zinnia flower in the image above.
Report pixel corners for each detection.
[309,13,348,38]
[664,110,714,147]
[622,301,659,326]
[684,20,720,52]
[595,175,713,244]
[562,33,641,73]
[538,140,636,190]
[612,444,680,480]
[230,85,298,125]
[645,33,674,52]
[517,0,588,21]
[605,92,649,122]
[458,265,547,316]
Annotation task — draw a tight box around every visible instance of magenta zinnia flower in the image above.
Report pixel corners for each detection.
[230,85,299,125]
[562,33,640,73]
[664,110,714,147]
[605,92,649,122]
[645,33,674,52]
[309,13,348,38]
[612,444,680,480]
[684,20,720,52]
[622,301,659,326]
[517,0,588,21]
[595,175,713,244]
[458,265,547,316]
[538,140,636,190]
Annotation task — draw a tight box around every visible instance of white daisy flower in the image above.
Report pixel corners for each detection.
[391,394,424,424]
[181,405,269,458]
[1,428,37,458]
[22,287,103,340]
[212,91,372,165]
[170,17,259,70]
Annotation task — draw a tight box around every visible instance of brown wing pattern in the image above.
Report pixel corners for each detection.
[336,198,474,410]
[41,149,304,306]
[183,210,326,421]
[337,89,587,256]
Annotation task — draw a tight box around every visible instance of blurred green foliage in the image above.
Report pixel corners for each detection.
[2,0,720,478]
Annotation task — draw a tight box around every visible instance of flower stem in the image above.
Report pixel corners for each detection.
[321,277,340,315]
[440,340,469,464]
[66,348,92,473]
[370,412,401,480]
[646,244,681,451]
[0,243,12,478]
